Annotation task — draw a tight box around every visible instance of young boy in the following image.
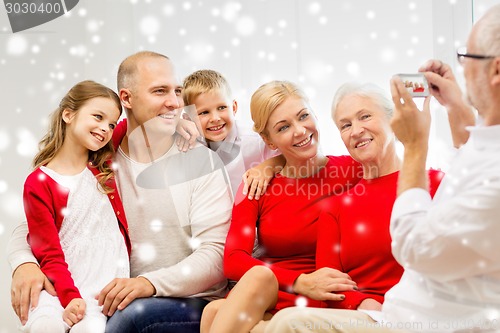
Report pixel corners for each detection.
[183,69,281,197]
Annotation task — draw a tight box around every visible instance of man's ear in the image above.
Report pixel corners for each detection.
[120,88,132,110]
[261,134,277,150]
[491,57,500,86]
[232,100,238,116]
[62,108,74,124]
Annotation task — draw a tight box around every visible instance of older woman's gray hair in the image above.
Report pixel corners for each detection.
[331,82,394,120]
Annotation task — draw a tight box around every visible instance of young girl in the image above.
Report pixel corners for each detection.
[21,80,131,333]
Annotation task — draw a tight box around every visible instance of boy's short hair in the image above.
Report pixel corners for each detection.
[183,69,233,106]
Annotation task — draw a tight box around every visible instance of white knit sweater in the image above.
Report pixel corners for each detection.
[114,143,233,300]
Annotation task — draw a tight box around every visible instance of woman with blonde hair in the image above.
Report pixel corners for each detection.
[201,80,361,333]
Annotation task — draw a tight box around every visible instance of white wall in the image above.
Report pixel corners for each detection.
[1,0,498,331]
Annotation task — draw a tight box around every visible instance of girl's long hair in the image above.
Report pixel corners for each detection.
[33,80,122,193]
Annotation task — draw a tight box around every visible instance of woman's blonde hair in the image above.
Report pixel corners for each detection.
[250,80,309,137]
[33,80,122,193]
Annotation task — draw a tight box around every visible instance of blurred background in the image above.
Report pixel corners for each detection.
[1,0,498,331]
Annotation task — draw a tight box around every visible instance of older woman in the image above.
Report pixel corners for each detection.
[315,82,443,311]
[201,81,362,333]
[265,82,444,332]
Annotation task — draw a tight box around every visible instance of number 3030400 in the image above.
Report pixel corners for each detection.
[5,2,63,14]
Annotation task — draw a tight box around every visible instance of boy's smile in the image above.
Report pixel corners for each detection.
[192,91,237,143]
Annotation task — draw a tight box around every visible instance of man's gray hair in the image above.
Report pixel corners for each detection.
[475,4,500,56]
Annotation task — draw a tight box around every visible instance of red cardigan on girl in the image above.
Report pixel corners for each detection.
[23,164,131,307]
